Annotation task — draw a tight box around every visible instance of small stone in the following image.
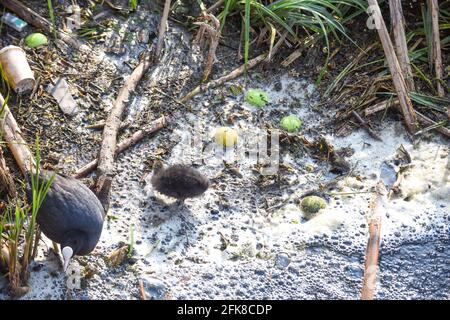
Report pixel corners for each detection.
[275,253,291,269]
[141,277,167,300]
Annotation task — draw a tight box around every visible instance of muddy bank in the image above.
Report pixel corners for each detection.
[0,2,448,300]
[2,70,447,300]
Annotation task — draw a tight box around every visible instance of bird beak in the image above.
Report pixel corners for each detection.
[62,246,73,272]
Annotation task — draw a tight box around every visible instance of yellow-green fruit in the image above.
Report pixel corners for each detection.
[24,33,48,48]
[245,89,269,107]
[214,127,238,147]
[300,196,326,218]
[280,115,302,133]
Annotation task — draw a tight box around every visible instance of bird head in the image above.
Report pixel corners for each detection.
[61,246,73,272]
[60,230,87,272]
[152,160,164,174]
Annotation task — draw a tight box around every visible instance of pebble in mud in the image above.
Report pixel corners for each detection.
[141,277,167,300]
[275,253,291,269]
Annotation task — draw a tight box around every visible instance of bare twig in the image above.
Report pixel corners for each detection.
[194,13,221,81]
[361,181,387,300]
[428,0,445,97]
[206,0,225,13]
[74,116,168,179]
[367,0,417,135]
[364,99,399,116]
[31,228,41,259]
[180,27,288,103]
[0,146,17,198]
[95,54,155,209]
[362,99,449,138]
[102,0,126,11]
[351,111,383,141]
[180,52,266,103]
[156,0,172,58]
[139,279,147,300]
[0,94,35,176]
[389,0,415,91]
[86,121,129,131]
[415,110,450,138]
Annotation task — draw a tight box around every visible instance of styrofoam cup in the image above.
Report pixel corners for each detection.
[0,45,35,94]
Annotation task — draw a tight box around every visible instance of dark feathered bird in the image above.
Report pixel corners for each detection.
[151,161,209,203]
[26,170,105,270]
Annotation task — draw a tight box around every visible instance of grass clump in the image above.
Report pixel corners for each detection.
[217,0,368,81]
[0,137,54,296]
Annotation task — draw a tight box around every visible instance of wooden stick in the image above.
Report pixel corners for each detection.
[94,0,171,208]
[31,227,41,259]
[351,111,383,141]
[362,99,449,138]
[194,13,221,81]
[0,146,17,198]
[415,110,450,138]
[85,121,129,130]
[364,99,399,116]
[0,94,35,176]
[156,0,171,58]
[389,0,415,91]
[74,116,168,179]
[103,0,126,11]
[206,0,225,13]
[361,181,387,300]
[95,54,155,209]
[367,0,417,135]
[139,279,147,300]
[428,0,445,97]
[180,53,267,103]
[1,0,92,55]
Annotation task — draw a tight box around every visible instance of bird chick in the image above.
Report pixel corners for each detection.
[151,161,209,204]
[26,170,105,271]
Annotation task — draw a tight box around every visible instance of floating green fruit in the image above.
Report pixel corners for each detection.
[214,127,238,147]
[280,115,302,133]
[245,89,268,107]
[300,196,326,219]
[25,33,48,48]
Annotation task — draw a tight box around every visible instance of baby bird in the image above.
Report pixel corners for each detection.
[151,160,209,204]
[26,170,105,271]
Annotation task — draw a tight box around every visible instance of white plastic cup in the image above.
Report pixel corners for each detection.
[0,45,35,94]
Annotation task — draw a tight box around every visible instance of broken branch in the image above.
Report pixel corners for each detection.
[389,0,415,91]
[95,54,155,209]
[351,111,383,141]
[0,145,17,198]
[156,0,172,58]
[361,181,387,300]
[74,116,168,179]
[0,94,35,176]
[367,0,417,135]
[428,0,445,97]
